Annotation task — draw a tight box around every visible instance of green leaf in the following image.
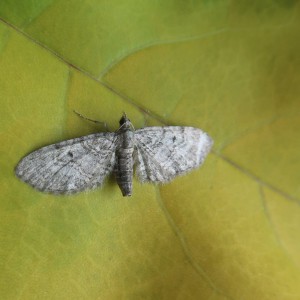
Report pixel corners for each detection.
[1,1,300,299]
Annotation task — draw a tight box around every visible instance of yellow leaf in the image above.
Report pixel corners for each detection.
[1,1,300,299]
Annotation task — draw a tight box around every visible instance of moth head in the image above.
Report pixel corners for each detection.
[119,112,131,126]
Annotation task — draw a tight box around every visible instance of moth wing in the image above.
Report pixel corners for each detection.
[15,133,116,194]
[134,127,213,183]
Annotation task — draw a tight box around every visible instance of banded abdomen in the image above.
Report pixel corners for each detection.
[114,129,134,196]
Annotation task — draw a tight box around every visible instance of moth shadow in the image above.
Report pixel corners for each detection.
[106,173,117,189]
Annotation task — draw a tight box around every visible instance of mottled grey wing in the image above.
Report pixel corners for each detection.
[134,127,213,183]
[15,133,116,194]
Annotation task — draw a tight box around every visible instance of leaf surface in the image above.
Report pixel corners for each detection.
[1,1,300,299]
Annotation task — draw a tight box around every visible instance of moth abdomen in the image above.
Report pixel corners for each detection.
[115,148,134,197]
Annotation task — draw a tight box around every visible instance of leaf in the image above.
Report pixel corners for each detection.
[1,1,300,299]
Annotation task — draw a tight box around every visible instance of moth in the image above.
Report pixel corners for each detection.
[15,113,213,196]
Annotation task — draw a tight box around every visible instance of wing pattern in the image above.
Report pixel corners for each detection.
[134,126,213,183]
[15,133,116,194]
